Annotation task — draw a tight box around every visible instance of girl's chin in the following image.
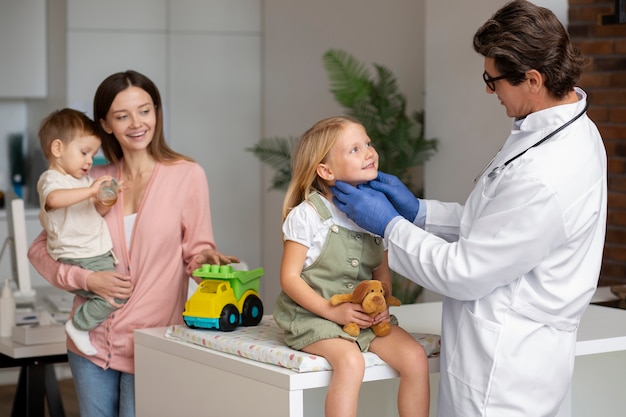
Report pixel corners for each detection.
[333,173,378,187]
[349,179,375,187]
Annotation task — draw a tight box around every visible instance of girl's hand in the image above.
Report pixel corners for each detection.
[329,302,374,329]
[372,308,391,326]
[85,270,133,308]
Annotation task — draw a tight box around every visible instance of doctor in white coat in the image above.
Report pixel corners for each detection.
[332,1,607,416]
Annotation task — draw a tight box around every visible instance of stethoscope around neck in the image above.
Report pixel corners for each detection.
[475,101,589,182]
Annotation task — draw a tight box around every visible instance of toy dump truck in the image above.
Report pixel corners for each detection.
[182,264,264,331]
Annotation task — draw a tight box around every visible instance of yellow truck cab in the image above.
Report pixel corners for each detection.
[183,264,264,331]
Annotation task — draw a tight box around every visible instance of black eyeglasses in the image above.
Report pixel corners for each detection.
[482,71,517,91]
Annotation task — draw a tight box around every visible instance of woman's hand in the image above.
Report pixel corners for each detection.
[193,248,240,268]
[85,270,133,308]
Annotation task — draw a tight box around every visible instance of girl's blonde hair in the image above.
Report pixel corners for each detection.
[282,116,361,221]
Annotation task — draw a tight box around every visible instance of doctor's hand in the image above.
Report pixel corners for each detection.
[366,172,419,222]
[331,181,400,237]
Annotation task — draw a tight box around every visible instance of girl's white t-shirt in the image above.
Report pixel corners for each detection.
[282,194,383,268]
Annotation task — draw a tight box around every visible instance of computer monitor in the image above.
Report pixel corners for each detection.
[1,192,36,303]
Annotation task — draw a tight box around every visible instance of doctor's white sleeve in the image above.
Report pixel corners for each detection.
[385,179,568,301]
[422,199,463,242]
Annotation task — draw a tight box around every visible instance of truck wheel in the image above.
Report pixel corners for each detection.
[241,295,263,326]
[219,304,240,331]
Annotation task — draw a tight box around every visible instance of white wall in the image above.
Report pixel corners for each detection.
[262,0,426,310]
[258,0,571,307]
[0,0,264,289]
[64,0,263,270]
[0,0,570,307]
[424,0,568,202]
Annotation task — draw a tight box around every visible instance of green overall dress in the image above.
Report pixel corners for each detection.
[273,192,396,352]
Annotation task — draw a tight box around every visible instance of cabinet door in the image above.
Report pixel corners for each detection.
[0,0,47,98]
[169,1,262,268]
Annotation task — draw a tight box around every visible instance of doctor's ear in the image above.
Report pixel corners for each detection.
[316,164,335,182]
[525,69,544,92]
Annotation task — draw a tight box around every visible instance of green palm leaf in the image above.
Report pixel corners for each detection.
[323,49,372,108]
[246,137,295,190]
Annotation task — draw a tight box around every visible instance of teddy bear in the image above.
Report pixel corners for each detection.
[330,280,401,337]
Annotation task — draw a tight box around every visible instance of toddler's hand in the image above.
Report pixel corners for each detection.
[91,175,113,195]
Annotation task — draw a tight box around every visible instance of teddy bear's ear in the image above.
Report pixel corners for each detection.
[351,281,371,303]
[381,281,392,296]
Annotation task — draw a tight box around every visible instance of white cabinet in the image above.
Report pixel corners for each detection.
[66,32,168,114]
[67,0,167,31]
[66,0,168,114]
[168,0,262,268]
[168,0,261,32]
[0,0,47,98]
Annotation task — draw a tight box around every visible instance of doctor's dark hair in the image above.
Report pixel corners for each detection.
[473,0,586,100]
[282,116,362,222]
[93,70,193,164]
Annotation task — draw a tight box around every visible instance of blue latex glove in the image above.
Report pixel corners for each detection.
[331,181,400,237]
[366,172,419,222]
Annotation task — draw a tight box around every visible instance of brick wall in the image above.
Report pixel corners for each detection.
[569,0,626,286]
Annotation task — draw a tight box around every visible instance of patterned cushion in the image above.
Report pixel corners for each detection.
[165,315,440,373]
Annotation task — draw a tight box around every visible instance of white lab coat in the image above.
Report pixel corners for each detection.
[386,88,607,417]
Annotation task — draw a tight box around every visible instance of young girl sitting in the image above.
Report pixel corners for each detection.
[273,116,430,417]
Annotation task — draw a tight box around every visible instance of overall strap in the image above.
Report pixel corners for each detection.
[307,192,332,221]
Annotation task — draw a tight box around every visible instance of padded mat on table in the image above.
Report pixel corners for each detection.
[165,315,440,373]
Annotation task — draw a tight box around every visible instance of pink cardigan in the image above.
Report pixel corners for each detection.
[28,160,217,373]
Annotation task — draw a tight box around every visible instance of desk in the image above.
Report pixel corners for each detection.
[135,301,626,417]
[0,286,69,417]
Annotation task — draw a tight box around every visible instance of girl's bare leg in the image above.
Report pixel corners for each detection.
[370,326,430,417]
[303,338,365,417]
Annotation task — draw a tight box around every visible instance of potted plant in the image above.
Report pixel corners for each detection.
[248,49,438,303]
